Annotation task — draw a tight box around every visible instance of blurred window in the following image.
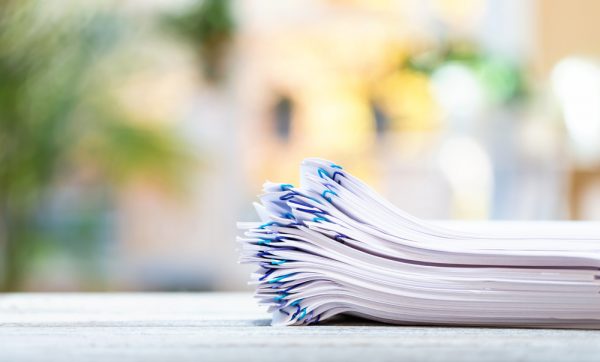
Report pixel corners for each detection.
[273,96,293,142]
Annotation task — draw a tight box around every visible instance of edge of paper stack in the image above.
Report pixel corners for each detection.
[237,158,600,327]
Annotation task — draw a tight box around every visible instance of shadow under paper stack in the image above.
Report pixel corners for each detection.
[238,159,600,327]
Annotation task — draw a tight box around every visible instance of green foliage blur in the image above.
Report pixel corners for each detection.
[402,41,529,105]
[0,0,192,291]
[164,0,235,83]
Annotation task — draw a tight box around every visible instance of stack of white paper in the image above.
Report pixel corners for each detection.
[238,158,600,327]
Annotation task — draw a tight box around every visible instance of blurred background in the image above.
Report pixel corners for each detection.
[2,0,600,292]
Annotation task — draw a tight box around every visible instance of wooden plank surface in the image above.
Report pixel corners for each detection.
[1,293,600,361]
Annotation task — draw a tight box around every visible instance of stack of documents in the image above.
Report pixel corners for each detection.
[238,158,600,327]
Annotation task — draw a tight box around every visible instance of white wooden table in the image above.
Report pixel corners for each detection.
[1,293,600,361]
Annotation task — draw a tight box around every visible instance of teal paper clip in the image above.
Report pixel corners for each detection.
[317,168,331,179]
[298,308,307,320]
[280,183,294,191]
[322,189,338,202]
[268,273,293,284]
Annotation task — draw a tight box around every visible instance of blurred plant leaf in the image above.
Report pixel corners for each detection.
[80,105,194,192]
[0,0,193,290]
[401,40,529,105]
[163,0,235,83]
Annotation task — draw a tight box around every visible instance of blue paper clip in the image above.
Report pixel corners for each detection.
[280,183,294,191]
[257,238,272,245]
[268,273,293,284]
[298,308,307,320]
[290,299,303,307]
[274,292,288,302]
[281,212,295,219]
[259,269,275,281]
[332,171,345,182]
[279,192,297,201]
[321,189,337,202]
[259,221,283,229]
[317,168,331,179]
